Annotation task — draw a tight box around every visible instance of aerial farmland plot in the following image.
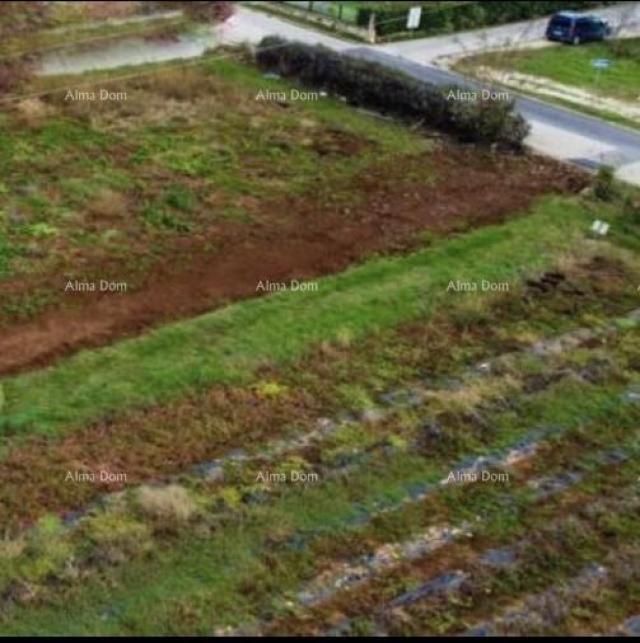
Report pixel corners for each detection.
[0,1,639,638]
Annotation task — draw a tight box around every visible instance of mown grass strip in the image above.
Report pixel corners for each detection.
[0,197,594,438]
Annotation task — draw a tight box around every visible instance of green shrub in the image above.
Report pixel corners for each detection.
[256,38,528,148]
[83,512,152,565]
[141,202,192,232]
[594,165,617,202]
[20,515,73,583]
[165,184,196,212]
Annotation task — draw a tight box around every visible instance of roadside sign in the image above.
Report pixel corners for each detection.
[591,58,612,69]
[407,6,422,30]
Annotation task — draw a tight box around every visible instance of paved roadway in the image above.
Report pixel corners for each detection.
[378,2,640,64]
[220,4,640,184]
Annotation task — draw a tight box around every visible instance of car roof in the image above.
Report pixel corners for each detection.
[553,11,602,20]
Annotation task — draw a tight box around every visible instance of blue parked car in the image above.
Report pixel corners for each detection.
[546,12,612,45]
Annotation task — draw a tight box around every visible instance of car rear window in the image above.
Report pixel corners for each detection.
[550,16,572,28]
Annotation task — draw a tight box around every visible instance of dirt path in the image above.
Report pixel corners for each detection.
[0,146,587,377]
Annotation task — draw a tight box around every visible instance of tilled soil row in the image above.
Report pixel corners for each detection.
[0,146,587,377]
[1,342,636,628]
[464,545,640,637]
[257,445,640,636]
[3,384,633,623]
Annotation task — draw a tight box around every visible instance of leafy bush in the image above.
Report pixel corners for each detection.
[165,184,196,211]
[256,38,528,148]
[141,202,192,232]
[594,165,617,201]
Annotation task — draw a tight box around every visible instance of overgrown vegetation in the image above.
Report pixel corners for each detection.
[594,166,617,202]
[0,57,430,322]
[0,178,638,633]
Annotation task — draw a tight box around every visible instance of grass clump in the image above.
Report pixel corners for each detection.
[135,485,197,530]
[19,515,73,584]
[594,166,617,202]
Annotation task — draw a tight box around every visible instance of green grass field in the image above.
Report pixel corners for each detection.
[461,38,640,103]
[2,19,640,635]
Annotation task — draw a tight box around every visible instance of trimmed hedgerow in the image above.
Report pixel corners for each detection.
[256,37,529,148]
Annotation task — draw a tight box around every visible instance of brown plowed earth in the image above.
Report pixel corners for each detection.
[0,145,587,377]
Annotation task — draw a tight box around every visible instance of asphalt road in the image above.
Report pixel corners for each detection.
[347,47,640,172]
[221,4,640,182]
[379,2,640,64]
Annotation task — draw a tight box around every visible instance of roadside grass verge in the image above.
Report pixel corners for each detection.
[456,38,640,103]
[456,75,640,133]
[453,37,640,130]
[0,196,599,438]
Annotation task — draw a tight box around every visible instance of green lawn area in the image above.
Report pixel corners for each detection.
[465,38,640,102]
[0,196,611,441]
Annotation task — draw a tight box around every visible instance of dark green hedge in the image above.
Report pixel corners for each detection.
[355,1,616,37]
[256,37,529,148]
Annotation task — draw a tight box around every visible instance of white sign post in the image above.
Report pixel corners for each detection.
[407,6,422,30]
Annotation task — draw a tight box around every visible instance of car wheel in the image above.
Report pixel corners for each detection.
[572,35,581,45]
